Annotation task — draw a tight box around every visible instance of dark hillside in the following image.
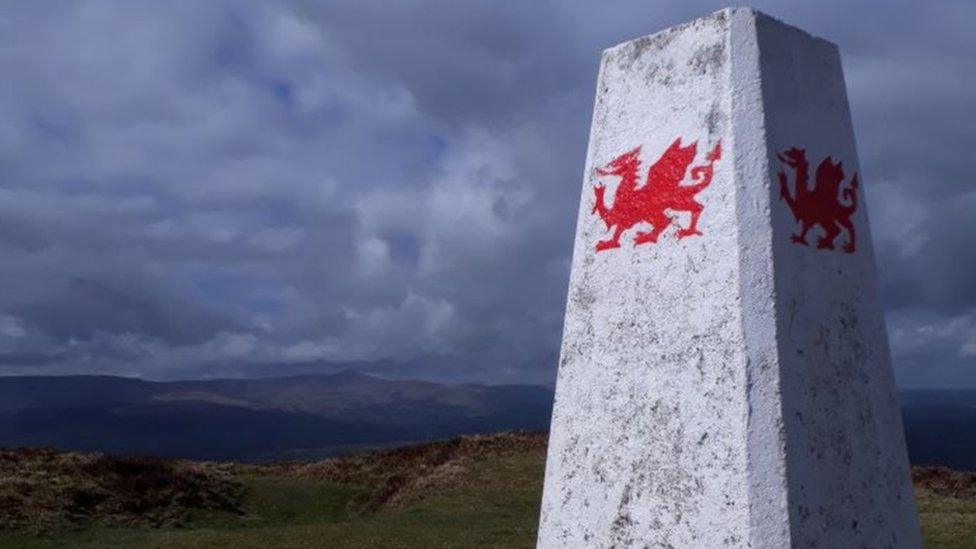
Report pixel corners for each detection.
[0,372,553,460]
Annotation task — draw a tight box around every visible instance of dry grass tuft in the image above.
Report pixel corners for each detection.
[0,447,244,532]
[283,430,547,512]
[913,466,976,500]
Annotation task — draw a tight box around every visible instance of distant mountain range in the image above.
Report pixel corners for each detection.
[0,371,553,460]
[0,373,971,468]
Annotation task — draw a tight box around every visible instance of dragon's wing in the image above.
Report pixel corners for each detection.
[644,138,697,189]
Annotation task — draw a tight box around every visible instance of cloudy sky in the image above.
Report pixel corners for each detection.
[0,1,973,386]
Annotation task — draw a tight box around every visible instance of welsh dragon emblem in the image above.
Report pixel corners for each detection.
[591,137,721,252]
[777,147,859,254]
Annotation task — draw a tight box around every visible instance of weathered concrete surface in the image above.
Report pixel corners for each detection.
[537,8,920,548]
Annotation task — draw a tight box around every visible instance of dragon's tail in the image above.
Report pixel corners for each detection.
[842,173,859,213]
[685,165,714,194]
[684,142,721,194]
[682,178,710,195]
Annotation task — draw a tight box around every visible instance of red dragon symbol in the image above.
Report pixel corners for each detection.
[777,147,859,254]
[591,138,721,252]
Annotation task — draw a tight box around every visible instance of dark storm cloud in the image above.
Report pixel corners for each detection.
[0,0,973,385]
[0,351,74,367]
[15,277,234,345]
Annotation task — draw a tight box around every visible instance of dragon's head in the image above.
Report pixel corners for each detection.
[777,147,808,169]
[596,147,641,178]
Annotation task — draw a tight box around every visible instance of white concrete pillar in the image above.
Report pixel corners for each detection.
[538,8,920,548]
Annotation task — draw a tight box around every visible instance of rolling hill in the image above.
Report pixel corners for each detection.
[0,373,973,469]
[0,371,553,460]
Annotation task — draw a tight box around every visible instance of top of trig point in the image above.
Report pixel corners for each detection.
[603,7,836,58]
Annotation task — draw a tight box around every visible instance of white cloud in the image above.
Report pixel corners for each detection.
[0,316,26,339]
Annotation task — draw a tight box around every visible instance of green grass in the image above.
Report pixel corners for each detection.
[0,453,544,549]
[916,488,976,549]
[0,451,970,548]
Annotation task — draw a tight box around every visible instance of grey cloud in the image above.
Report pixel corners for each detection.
[0,0,973,386]
[13,277,235,346]
[0,351,75,367]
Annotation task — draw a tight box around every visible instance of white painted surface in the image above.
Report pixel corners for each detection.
[537,8,920,548]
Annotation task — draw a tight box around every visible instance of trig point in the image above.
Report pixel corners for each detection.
[538,8,920,549]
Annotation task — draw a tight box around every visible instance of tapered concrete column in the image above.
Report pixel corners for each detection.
[538,8,920,548]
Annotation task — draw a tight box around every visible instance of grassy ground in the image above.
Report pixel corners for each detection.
[0,434,973,548]
[0,453,543,548]
[917,488,976,548]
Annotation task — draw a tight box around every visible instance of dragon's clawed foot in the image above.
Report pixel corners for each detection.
[791,234,808,246]
[595,239,621,252]
[842,242,855,254]
[676,228,703,240]
[634,231,659,245]
[816,237,835,250]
